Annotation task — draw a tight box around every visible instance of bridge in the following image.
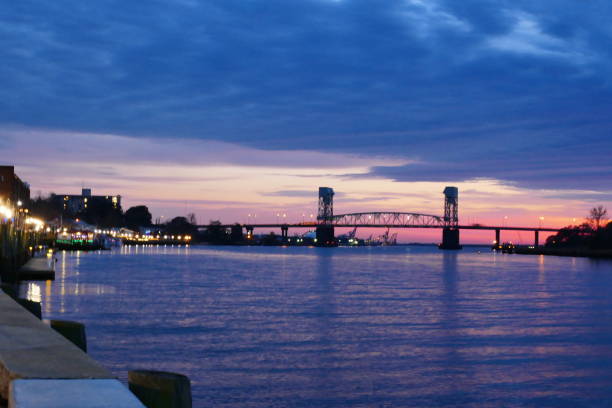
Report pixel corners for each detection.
[199,186,560,249]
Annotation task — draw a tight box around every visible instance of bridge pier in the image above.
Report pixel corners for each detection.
[534,230,539,247]
[440,228,462,250]
[316,225,336,247]
[495,229,501,248]
[245,226,254,240]
[281,226,289,239]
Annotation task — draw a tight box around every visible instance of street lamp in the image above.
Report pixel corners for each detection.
[539,216,544,228]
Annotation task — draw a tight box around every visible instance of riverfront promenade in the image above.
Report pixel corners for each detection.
[0,289,144,407]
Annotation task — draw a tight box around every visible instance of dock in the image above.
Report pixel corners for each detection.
[17,257,55,281]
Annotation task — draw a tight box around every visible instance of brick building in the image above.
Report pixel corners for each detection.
[0,166,31,206]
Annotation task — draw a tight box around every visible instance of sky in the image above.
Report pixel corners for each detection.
[1,0,611,243]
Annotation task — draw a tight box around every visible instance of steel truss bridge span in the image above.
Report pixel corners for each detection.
[325,212,445,227]
[200,223,559,232]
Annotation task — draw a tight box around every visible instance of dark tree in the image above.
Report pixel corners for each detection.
[588,205,608,230]
[230,223,244,242]
[165,216,197,236]
[545,223,592,248]
[546,219,612,251]
[201,220,228,243]
[29,194,62,222]
[124,206,153,230]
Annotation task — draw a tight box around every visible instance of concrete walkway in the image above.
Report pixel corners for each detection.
[0,291,144,407]
[11,379,145,408]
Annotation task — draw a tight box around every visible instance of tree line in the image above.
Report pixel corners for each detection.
[29,194,200,236]
[546,206,611,250]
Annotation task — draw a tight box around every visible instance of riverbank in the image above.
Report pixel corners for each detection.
[0,288,143,407]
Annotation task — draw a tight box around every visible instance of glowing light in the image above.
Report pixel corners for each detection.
[0,205,13,219]
[25,217,45,231]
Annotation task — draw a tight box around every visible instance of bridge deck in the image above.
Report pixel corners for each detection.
[199,224,560,232]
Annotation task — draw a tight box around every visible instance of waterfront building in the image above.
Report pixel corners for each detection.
[0,165,31,206]
[51,188,122,215]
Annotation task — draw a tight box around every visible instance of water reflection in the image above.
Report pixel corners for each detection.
[26,282,41,303]
[27,245,612,407]
[312,251,338,401]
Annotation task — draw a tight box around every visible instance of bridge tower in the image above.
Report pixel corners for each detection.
[316,187,337,247]
[439,186,462,250]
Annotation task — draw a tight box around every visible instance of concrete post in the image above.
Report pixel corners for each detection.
[495,229,501,248]
[49,320,87,352]
[535,230,540,247]
[128,370,192,408]
[17,298,42,320]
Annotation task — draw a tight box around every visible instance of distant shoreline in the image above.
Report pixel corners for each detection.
[512,247,612,259]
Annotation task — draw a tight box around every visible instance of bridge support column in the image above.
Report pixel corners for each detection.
[246,226,254,240]
[439,228,462,250]
[439,187,462,250]
[281,226,289,239]
[534,230,539,247]
[316,225,336,247]
[495,229,501,249]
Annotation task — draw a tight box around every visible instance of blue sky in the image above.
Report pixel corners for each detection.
[1,1,611,238]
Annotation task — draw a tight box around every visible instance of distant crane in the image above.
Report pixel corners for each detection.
[347,226,358,239]
[379,228,398,246]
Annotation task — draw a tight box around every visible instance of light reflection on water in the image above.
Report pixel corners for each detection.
[21,245,612,407]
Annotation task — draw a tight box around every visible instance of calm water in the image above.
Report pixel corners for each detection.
[21,245,612,407]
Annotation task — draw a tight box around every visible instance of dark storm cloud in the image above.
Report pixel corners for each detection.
[1,0,612,191]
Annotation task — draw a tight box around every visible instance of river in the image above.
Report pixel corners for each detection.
[21,245,612,407]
